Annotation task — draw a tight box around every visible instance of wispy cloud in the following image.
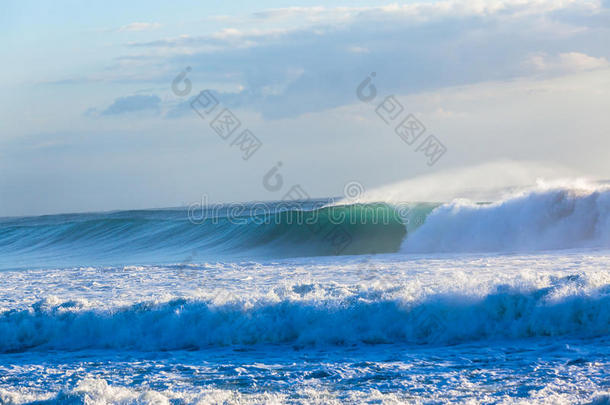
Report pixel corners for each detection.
[119,22,162,32]
[101,95,161,116]
[128,27,297,51]
[526,52,610,74]
[56,0,610,119]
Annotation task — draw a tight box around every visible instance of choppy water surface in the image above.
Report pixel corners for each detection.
[1,185,609,403]
[0,252,609,404]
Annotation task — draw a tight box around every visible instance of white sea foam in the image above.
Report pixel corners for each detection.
[403,183,610,253]
[1,223,609,403]
[1,270,608,352]
[1,377,608,405]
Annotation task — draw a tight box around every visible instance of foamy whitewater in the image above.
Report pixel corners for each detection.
[1,183,609,404]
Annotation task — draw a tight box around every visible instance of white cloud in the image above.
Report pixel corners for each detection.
[527,52,610,73]
[215,1,590,27]
[65,0,610,119]
[119,22,162,32]
[347,46,370,54]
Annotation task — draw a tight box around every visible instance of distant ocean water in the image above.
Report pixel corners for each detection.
[1,185,609,404]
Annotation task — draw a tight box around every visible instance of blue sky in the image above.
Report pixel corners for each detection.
[1,0,610,216]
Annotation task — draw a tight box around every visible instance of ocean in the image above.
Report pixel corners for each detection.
[0,185,609,404]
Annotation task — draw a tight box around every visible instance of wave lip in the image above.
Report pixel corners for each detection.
[1,277,608,352]
[403,186,610,253]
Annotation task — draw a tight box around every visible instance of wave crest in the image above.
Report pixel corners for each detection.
[1,276,608,352]
[403,186,610,253]
[0,203,408,269]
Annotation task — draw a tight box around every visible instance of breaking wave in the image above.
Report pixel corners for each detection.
[2,184,610,269]
[403,185,610,253]
[1,275,608,352]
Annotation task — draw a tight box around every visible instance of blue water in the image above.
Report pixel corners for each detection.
[1,188,609,404]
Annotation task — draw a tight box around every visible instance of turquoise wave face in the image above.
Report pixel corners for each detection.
[0,201,435,270]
